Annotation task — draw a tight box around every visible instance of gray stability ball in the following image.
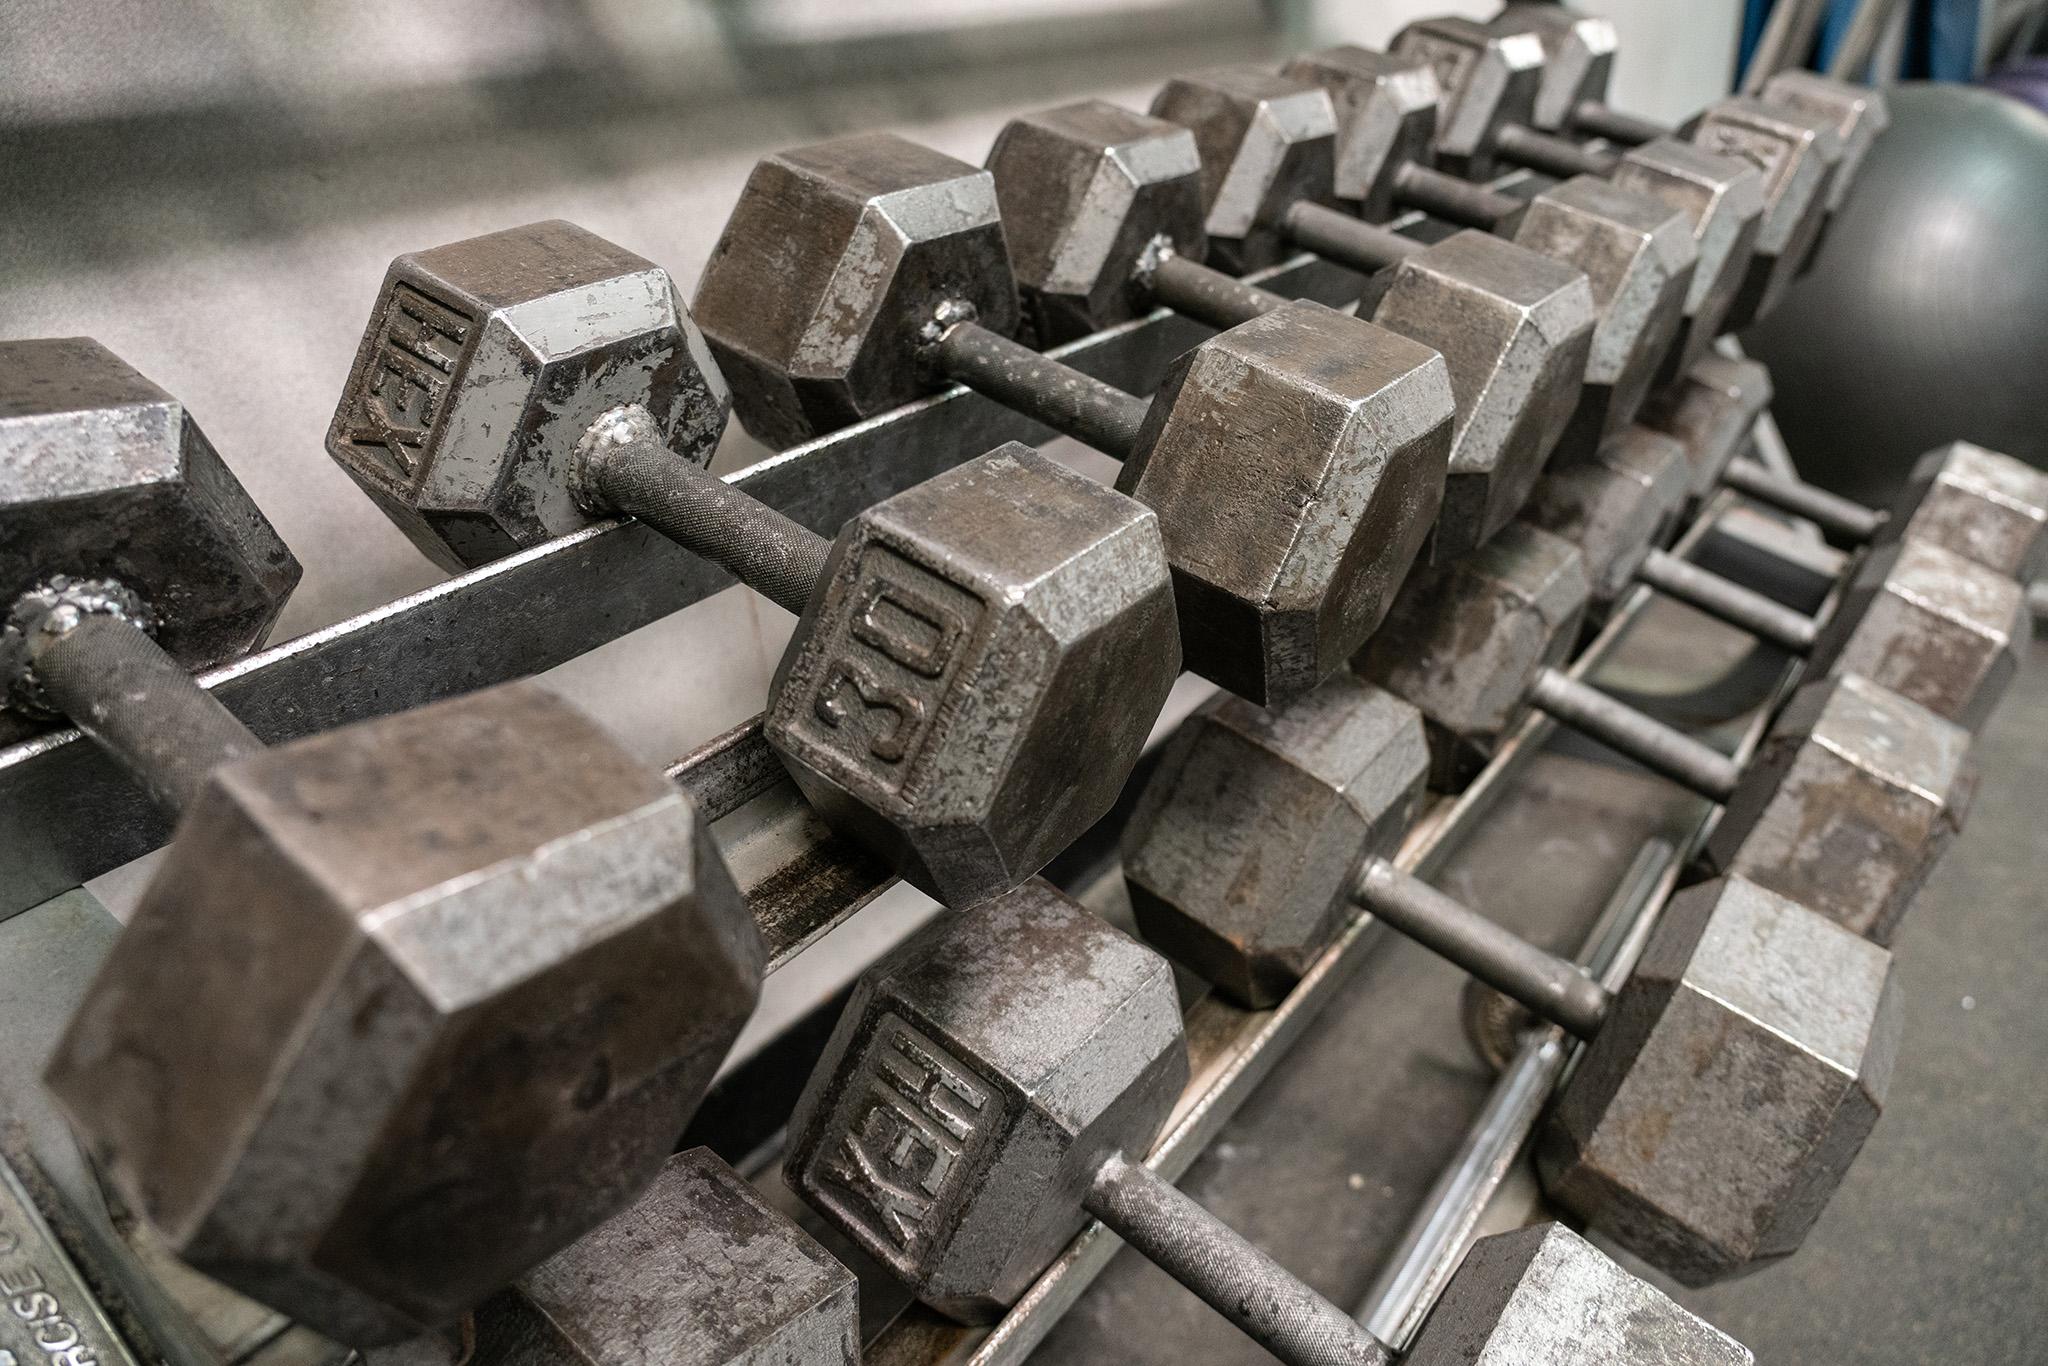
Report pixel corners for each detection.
[1745,83,2048,503]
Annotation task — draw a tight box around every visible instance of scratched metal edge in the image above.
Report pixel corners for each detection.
[0,255,1365,915]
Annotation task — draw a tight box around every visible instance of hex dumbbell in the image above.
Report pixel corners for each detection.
[1352,522,1975,944]
[1122,673,1899,1286]
[1198,56,1697,452]
[1495,3,1888,215]
[325,220,1181,906]
[1489,5,1867,325]
[1646,357,2048,580]
[693,133,1455,704]
[455,1149,859,1366]
[784,879,1752,1363]
[1375,18,1767,384]
[1525,426,2030,734]
[6,340,767,1346]
[988,98,1592,564]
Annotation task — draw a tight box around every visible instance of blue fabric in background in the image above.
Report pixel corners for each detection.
[1738,0,1982,82]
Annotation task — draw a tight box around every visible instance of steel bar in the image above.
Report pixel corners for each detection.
[1741,0,1830,93]
[1352,861,1611,1040]
[1637,548,1821,651]
[1724,456,1887,540]
[1829,0,1907,76]
[1355,839,1677,1346]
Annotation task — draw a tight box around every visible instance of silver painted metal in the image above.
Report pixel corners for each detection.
[1122,674,1429,1007]
[1375,14,1767,387]
[1388,17,1547,179]
[1274,49,1523,228]
[1758,71,1891,214]
[1805,536,2029,733]
[1356,521,1743,798]
[1888,441,2048,580]
[0,251,1367,918]
[0,1150,144,1366]
[1690,98,1845,329]
[469,1149,859,1366]
[0,337,291,816]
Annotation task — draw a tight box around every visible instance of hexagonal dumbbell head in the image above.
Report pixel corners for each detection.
[1608,139,1767,382]
[1690,97,1842,328]
[1638,353,1773,500]
[1489,3,1618,134]
[1147,65,1339,274]
[985,100,1208,344]
[1759,70,1890,213]
[784,880,1185,1321]
[1280,45,1442,221]
[767,445,1180,901]
[1355,521,1591,787]
[1806,537,2027,735]
[1122,673,1427,1005]
[1886,441,2048,579]
[1523,426,1690,603]
[1539,876,1901,1285]
[472,1149,858,1366]
[0,337,300,711]
[1411,1223,1752,1364]
[694,135,1020,447]
[1124,301,1453,703]
[1513,176,1697,457]
[1389,15,1546,177]
[1708,673,1977,944]
[46,683,764,1344]
[325,221,732,572]
[1371,231,1595,562]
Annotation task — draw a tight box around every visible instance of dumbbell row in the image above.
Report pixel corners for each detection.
[4,327,1859,1359]
[0,26,2015,1366]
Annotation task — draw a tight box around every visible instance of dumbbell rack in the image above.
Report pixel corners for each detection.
[0,185,1842,1365]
